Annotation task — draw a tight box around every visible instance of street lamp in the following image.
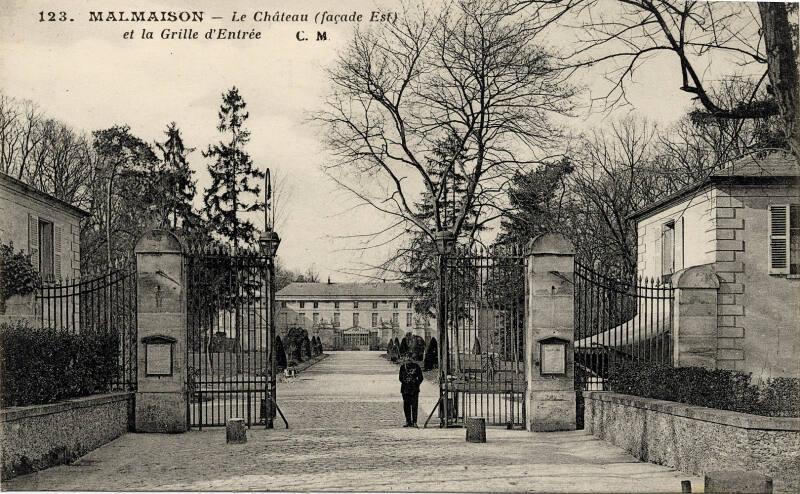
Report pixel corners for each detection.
[258,230,281,257]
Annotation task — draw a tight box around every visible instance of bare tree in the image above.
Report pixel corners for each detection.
[504,0,799,160]
[317,0,574,255]
[0,94,44,179]
[566,117,670,274]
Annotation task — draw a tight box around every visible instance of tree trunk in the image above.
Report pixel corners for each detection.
[759,2,800,163]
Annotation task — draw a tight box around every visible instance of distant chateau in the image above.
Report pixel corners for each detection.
[276,281,433,349]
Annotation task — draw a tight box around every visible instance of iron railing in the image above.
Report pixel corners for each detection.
[574,260,674,392]
[37,262,138,391]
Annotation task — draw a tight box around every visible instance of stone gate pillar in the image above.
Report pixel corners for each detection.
[134,230,188,433]
[526,233,577,432]
[671,264,720,369]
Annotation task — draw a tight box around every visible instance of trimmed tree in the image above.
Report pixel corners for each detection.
[275,335,287,370]
[302,336,312,360]
[423,337,438,371]
[399,337,409,358]
[472,337,482,355]
[411,335,426,361]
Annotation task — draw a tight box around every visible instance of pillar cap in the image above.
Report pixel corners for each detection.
[671,263,720,289]
[134,229,184,254]
[527,233,574,256]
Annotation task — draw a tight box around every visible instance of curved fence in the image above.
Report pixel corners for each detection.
[37,263,137,391]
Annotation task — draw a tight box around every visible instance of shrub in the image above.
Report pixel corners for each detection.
[410,335,425,361]
[389,341,401,362]
[0,242,40,311]
[607,360,800,417]
[314,336,324,354]
[386,340,395,356]
[302,336,312,360]
[274,336,287,370]
[0,321,119,407]
[399,337,409,357]
[285,327,308,362]
[423,337,438,371]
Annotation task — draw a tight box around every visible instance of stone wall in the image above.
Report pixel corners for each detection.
[584,391,800,493]
[0,392,133,480]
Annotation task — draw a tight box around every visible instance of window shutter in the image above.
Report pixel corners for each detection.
[54,225,62,280]
[769,204,790,274]
[27,213,39,273]
[675,217,685,271]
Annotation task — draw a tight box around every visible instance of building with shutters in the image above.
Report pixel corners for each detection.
[630,152,800,378]
[276,281,433,349]
[0,173,89,281]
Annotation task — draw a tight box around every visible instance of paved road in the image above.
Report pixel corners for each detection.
[4,351,702,492]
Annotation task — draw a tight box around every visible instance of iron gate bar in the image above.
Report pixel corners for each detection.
[439,245,527,428]
[186,245,276,429]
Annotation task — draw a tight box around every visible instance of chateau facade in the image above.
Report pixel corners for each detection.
[275,281,433,349]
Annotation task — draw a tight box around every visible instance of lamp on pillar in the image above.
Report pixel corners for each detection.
[259,168,281,257]
[259,230,281,257]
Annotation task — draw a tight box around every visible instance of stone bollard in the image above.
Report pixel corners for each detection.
[226,418,247,444]
[705,471,773,494]
[466,417,486,443]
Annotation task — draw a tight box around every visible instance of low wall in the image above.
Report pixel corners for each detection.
[0,392,133,480]
[584,391,800,493]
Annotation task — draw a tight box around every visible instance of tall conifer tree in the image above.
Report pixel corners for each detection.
[156,122,196,229]
[203,87,264,247]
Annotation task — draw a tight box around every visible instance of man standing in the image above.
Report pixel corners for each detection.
[399,356,424,427]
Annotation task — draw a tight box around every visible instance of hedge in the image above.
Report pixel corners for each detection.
[607,360,800,417]
[0,321,119,407]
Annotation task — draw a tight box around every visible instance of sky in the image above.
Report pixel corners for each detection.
[1,0,748,281]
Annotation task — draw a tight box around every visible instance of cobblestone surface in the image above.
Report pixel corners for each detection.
[3,351,702,492]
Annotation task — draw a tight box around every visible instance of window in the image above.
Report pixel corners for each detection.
[299,301,305,309]
[407,302,412,309]
[661,221,675,280]
[38,219,54,280]
[392,312,399,325]
[372,301,378,309]
[281,301,287,308]
[297,313,305,327]
[406,313,412,327]
[353,301,359,309]
[313,313,319,325]
[313,301,319,309]
[280,313,287,327]
[334,301,340,309]
[393,301,399,309]
[333,312,340,327]
[353,313,360,327]
[372,313,378,327]
[769,204,800,274]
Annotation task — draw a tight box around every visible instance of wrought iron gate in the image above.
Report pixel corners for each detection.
[438,245,527,428]
[186,246,276,429]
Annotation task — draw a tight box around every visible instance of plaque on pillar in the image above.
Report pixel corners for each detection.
[538,337,568,376]
[142,335,177,376]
